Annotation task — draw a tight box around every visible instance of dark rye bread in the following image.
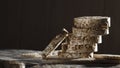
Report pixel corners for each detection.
[72,27,109,36]
[68,33,102,44]
[74,16,111,28]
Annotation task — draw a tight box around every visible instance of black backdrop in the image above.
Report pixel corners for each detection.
[2,0,120,54]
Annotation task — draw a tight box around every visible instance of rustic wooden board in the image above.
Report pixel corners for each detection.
[0,50,120,68]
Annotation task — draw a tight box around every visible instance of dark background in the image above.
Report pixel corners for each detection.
[2,0,120,54]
